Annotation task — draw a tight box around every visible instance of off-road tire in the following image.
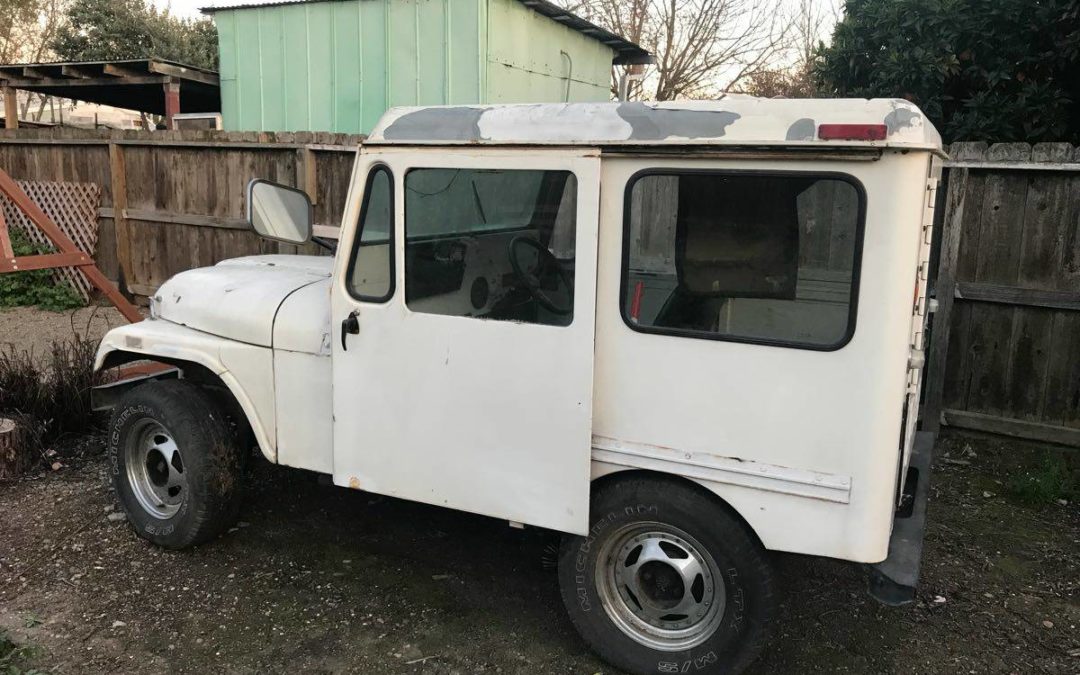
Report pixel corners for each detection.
[558,476,777,675]
[108,380,245,549]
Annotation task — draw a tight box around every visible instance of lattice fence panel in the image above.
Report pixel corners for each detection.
[0,181,102,301]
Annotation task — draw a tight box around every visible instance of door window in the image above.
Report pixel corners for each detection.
[404,168,577,327]
[345,166,394,302]
[622,171,864,350]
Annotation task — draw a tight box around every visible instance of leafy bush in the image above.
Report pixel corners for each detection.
[50,0,219,71]
[0,227,85,312]
[815,0,1080,143]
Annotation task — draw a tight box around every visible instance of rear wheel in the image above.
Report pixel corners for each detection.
[108,380,245,549]
[558,476,777,675]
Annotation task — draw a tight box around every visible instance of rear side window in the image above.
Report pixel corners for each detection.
[622,171,864,350]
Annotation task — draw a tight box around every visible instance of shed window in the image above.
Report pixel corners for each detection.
[622,171,864,349]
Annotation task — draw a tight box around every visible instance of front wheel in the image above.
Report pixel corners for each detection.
[558,476,777,675]
[108,380,245,549]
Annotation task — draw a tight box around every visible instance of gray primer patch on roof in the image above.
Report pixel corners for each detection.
[616,102,740,140]
[884,108,919,134]
[382,107,484,141]
[785,118,816,141]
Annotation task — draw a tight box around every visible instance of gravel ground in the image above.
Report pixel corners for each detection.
[0,309,1077,674]
[0,435,1076,674]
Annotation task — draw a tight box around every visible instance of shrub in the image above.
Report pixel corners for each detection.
[0,336,103,479]
[0,227,85,312]
[815,0,1080,143]
[1006,454,1077,506]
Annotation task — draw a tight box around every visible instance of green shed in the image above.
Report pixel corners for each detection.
[205,0,650,134]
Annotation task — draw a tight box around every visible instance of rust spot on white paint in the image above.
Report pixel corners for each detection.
[348,476,361,489]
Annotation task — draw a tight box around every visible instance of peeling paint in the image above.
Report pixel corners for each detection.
[368,99,943,151]
[382,107,484,141]
[785,118,816,141]
[884,107,920,134]
[616,102,739,140]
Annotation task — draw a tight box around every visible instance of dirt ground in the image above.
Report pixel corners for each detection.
[0,310,1078,674]
[0,305,132,356]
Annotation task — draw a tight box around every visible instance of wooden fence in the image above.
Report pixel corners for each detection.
[925,142,1080,447]
[0,128,360,297]
[1,130,1077,446]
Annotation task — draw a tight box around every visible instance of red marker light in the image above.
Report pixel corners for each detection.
[818,123,888,141]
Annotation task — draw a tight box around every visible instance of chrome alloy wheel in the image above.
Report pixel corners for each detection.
[595,522,726,651]
[124,419,187,519]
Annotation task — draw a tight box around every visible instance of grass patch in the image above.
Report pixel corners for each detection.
[1006,453,1077,505]
[0,227,84,312]
[0,335,103,479]
[0,629,42,675]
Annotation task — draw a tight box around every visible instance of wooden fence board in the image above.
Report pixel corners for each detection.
[0,127,357,292]
[928,141,1080,446]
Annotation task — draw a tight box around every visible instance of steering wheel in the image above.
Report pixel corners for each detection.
[508,236,573,316]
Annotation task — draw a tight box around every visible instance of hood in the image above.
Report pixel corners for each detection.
[153,255,333,347]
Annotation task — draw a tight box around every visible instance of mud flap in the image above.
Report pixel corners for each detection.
[868,430,935,606]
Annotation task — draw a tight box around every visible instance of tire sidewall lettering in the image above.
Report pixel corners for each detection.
[109,397,195,545]
[574,504,659,613]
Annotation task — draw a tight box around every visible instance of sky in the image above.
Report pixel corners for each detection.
[159,0,843,25]
[152,0,217,19]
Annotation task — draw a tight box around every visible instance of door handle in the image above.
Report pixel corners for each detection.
[341,310,359,350]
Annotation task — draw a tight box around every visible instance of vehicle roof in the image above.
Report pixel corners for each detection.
[366,98,943,153]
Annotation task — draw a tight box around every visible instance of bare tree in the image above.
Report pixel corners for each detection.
[1,0,70,122]
[740,0,839,98]
[1,0,67,63]
[564,0,790,100]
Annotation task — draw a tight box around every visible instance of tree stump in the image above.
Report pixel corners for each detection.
[0,417,24,479]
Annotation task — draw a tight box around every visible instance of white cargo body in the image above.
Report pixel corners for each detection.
[94,98,944,675]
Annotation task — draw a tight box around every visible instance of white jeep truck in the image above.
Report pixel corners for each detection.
[93,99,944,675]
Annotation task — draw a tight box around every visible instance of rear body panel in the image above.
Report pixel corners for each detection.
[591,151,934,563]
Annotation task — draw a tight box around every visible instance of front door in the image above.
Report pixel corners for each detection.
[330,147,600,534]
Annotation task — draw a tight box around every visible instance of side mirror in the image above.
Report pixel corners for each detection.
[246,179,313,245]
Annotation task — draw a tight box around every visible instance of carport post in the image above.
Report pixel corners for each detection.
[3,87,18,129]
[163,79,180,130]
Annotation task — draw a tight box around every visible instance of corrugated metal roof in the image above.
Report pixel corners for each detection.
[201,0,652,65]
[365,99,944,152]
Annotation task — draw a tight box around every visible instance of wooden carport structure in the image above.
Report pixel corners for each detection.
[0,59,220,130]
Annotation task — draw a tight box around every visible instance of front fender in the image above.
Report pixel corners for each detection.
[95,320,278,463]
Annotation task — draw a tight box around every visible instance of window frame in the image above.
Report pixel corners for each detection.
[344,163,396,304]
[400,166,580,326]
[619,167,868,352]
[402,167,573,242]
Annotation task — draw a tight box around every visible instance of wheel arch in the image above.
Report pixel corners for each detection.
[589,467,768,551]
[95,322,276,463]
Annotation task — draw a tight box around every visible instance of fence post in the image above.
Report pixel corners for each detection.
[2,88,17,129]
[108,140,133,293]
[923,142,986,432]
